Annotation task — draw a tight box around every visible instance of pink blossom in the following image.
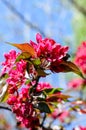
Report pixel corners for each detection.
[58,111,69,122]
[0,34,71,129]
[7,95,17,105]
[68,78,84,89]
[30,33,68,62]
[51,109,59,119]
[7,60,27,94]
[79,126,86,130]
[30,33,69,73]
[36,82,52,92]
[74,126,86,130]
[52,109,69,122]
[7,87,39,129]
[1,50,19,74]
[75,42,86,74]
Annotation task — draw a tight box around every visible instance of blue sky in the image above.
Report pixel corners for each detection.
[0,0,73,86]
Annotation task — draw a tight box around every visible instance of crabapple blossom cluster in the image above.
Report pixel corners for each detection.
[0,33,71,129]
[75,42,86,74]
[0,33,85,130]
[30,33,68,62]
[36,82,52,92]
[1,50,19,74]
[68,42,86,89]
[30,33,69,72]
[7,87,39,129]
[2,50,27,94]
[67,42,86,129]
[68,78,84,89]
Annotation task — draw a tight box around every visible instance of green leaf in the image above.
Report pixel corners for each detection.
[1,73,9,79]
[37,102,51,113]
[25,79,31,85]
[37,97,45,101]
[1,89,9,102]
[16,52,31,62]
[32,58,41,65]
[0,80,8,102]
[44,88,63,95]
[0,74,10,102]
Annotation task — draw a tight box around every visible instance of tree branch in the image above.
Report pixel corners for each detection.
[70,0,86,16]
[42,127,52,130]
[0,105,11,111]
[40,113,46,128]
[1,0,47,37]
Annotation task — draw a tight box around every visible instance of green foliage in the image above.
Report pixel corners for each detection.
[37,102,51,113]
[32,58,41,66]
[43,88,63,95]
[71,0,86,45]
[16,52,31,62]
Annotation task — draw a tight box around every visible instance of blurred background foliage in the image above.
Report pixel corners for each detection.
[70,0,86,46]
[0,0,86,129]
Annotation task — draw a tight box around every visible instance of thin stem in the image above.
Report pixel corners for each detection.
[41,113,46,127]
[0,106,11,111]
[30,76,40,94]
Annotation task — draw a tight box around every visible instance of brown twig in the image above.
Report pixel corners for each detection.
[0,106,11,111]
